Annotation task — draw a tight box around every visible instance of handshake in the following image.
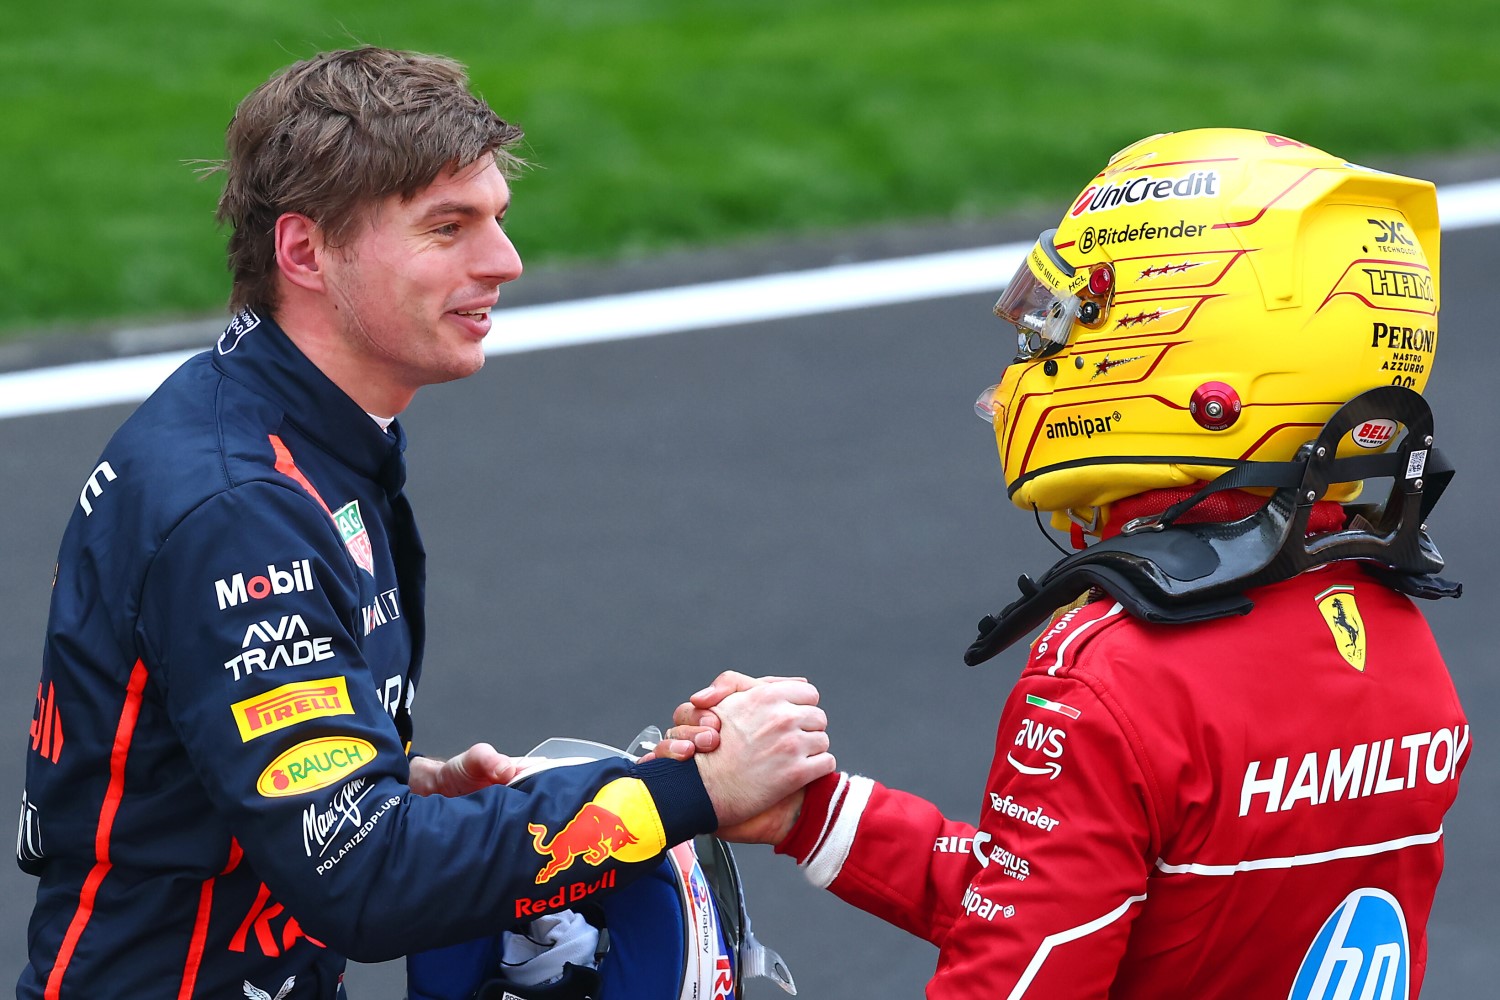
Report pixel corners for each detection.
[651,671,835,846]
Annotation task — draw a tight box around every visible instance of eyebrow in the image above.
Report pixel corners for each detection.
[415,199,510,223]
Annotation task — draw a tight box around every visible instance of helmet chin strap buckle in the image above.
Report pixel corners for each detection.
[966,386,1462,666]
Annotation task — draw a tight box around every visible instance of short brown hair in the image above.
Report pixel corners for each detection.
[210,47,524,314]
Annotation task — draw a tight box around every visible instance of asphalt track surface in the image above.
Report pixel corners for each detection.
[0,227,1496,998]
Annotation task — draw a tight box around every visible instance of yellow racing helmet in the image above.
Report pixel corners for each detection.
[981,128,1440,521]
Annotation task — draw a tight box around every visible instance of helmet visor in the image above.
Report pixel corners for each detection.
[994,229,1090,359]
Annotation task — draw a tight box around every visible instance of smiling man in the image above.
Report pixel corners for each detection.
[17,47,833,999]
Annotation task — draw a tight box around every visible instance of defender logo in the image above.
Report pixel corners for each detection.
[1290,888,1408,1000]
[1316,585,1366,671]
[215,560,316,610]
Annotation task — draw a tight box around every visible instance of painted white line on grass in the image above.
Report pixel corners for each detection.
[4,178,1500,422]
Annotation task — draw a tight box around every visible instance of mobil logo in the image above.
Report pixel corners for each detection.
[1290,888,1408,1000]
[215,559,316,610]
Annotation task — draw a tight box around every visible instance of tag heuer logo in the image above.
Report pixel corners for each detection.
[1315,585,1366,672]
[332,500,375,577]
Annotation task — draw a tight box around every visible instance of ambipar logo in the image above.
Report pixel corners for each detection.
[1290,888,1408,1000]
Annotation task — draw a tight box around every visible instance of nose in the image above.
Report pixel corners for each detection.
[476,218,523,286]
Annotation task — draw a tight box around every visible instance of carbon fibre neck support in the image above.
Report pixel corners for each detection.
[966,387,1461,666]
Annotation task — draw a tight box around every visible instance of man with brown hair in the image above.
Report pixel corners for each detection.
[18,47,831,998]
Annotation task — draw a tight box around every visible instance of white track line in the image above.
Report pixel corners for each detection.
[4,178,1500,421]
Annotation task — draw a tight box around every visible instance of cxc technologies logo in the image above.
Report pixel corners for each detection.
[1290,888,1408,1000]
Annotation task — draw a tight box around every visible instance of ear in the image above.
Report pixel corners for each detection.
[274,213,327,294]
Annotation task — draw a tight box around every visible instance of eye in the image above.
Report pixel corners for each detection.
[433,223,460,237]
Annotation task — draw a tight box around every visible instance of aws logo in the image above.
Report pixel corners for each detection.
[1316,585,1366,671]
[1290,889,1408,1000]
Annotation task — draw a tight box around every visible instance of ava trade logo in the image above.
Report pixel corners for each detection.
[527,777,665,884]
[231,677,353,742]
[1290,888,1408,1000]
[256,736,376,798]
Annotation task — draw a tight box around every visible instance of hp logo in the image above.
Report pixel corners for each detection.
[1290,888,1409,1000]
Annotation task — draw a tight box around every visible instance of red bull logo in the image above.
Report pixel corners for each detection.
[529,803,640,883]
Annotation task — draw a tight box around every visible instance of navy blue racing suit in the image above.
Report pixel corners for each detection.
[18,309,715,998]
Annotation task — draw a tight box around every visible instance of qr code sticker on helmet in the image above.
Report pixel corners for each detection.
[1405,449,1427,480]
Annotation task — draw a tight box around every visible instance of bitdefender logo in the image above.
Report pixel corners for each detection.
[215,560,316,610]
[1070,171,1219,216]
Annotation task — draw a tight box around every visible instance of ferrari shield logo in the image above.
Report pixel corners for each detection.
[1316,585,1366,672]
[332,500,375,577]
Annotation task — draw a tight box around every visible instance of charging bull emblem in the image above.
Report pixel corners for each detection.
[529,803,640,884]
[1316,585,1367,672]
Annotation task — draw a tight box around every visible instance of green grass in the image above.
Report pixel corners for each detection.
[3,0,1499,337]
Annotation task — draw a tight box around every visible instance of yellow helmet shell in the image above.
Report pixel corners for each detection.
[993,128,1440,514]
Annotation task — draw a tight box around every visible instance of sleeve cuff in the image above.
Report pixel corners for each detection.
[629,757,717,846]
[774,772,874,890]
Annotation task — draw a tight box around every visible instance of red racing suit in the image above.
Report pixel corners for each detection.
[777,564,1468,998]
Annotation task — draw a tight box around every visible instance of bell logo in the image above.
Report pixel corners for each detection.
[256,737,376,797]
[1316,586,1366,672]
[1351,419,1397,449]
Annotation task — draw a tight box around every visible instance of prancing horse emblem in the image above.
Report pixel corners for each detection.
[1316,586,1367,671]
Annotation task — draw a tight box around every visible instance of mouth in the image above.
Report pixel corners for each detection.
[446,306,494,339]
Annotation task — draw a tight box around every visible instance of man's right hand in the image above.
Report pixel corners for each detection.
[690,677,833,832]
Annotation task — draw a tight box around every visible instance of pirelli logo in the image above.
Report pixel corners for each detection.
[231,677,353,742]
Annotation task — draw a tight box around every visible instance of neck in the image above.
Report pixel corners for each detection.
[271,299,416,416]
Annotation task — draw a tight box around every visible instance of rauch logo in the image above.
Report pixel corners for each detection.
[256,737,376,798]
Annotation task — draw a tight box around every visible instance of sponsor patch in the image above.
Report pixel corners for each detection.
[960,884,1015,922]
[242,976,295,1000]
[256,737,376,798]
[1044,411,1119,441]
[1069,171,1220,217]
[79,461,117,517]
[514,869,619,920]
[1350,419,1398,450]
[1315,585,1366,671]
[1290,889,1408,1000]
[362,588,402,635]
[232,677,353,742]
[1008,717,1068,779]
[988,792,1062,832]
[1077,219,1206,253]
[527,778,665,884]
[332,500,376,577]
[215,560,316,611]
[1366,217,1419,256]
[217,306,261,356]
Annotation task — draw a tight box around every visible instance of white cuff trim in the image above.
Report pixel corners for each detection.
[802,774,873,890]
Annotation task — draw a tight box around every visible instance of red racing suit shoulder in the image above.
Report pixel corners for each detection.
[780,567,1467,999]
